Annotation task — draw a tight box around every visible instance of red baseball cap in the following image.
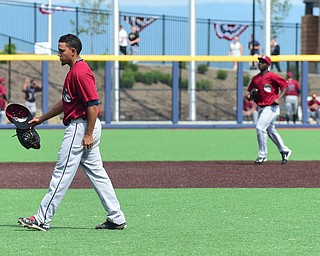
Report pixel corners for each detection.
[287,72,293,77]
[0,77,5,83]
[258,55,272,65]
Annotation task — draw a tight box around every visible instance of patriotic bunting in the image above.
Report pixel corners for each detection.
[214,23,249,40]
[124,16,158,32]
[39,4,76,15]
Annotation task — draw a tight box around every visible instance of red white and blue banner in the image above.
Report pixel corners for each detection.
[124,16,158,32]
[39,4,76,14]
[214,23,249,40]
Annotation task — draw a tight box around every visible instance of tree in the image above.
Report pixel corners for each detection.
[71,0,109,54]
[257,0,292,37]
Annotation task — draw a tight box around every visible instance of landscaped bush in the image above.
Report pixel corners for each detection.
[124,62,139,72]
[87,61,105,71]
[197,64,208,74]
[180,78,188,89]
[196,80,212,90]
[216,69,228,80]
[120,69,135,88]
[159,73,172,86]
[179,62,187,69]
[243,73,251,87]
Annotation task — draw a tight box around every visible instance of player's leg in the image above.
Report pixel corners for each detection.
[255,106,272,161]
[80,119,126,225]
[34,123,83,228]
[292,97,299,123]
[285,98,292,123]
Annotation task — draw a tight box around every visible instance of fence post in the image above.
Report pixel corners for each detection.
[41,61,49,122]
[236,62,244,124]
[172,62,179,124]
[301,61,308,124]
[105,61,112,124]
[162,15,166,64]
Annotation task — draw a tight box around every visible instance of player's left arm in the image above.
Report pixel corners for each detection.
[274,76,289,104]
[82,103,99,149]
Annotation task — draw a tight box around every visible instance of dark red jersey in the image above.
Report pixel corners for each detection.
[62,60,100,125]
[308,99,320,112]
[285,78,300,96]
[247,71,288,106]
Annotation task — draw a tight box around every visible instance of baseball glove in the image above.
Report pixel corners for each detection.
[5,103,41,150]
[249,88,259,100]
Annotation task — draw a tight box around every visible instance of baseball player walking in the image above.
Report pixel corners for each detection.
[18,34,126,231]
[247,55,292,164]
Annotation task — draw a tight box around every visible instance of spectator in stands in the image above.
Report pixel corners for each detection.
[119,25,128,55]
[229,36,243,70]
[270,37,281,72]
[307,93,320,124]
[243,95,258,124]
[22,78,42,117]
[285,72,300,124]
[248,34,260,70]
[0,77,7,124]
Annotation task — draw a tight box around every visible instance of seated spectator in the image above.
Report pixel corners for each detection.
[243,95,258,124]
[0,77,7,124]
[307,93,320,124]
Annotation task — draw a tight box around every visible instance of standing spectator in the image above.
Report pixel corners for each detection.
[246,55,292,164]
[119,25,128,55]
[285,72,300,124]
[0,77,7,124]
[128,26,140,56]
[18,34,126,231]
[248,34,260,70]
[229,36,243,70]
[270,37,281,72]
[22,78,42,116]
[307,93,320,124]
[243,95,258,124]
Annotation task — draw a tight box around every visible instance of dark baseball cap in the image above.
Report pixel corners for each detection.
[258,55,272,65]
[5,103,33,129]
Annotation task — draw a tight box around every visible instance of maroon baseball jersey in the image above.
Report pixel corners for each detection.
[308,99,320,112]
[62,60,100,125]
[0,85,7,110]
[286,78,300,96]
[247,72,288,106]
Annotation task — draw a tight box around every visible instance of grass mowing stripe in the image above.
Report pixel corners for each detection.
[1,128,320,162]
[2,188,320,255]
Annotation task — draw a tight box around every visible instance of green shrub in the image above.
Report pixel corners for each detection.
[196,80,212,90]
[120,69,135,88]
[148,70,162,83]
[216,70,228,80]
[125,62,139,72]
[159,73,172,86]
[197,64,208,74]
[3,43,16,54]
[87,61,105,71]
[243,73,251,87]
[180,78,188,89]
[179,62,187,69]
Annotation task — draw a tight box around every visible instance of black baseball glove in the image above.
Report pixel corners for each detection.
[14,128,41,150]
[5,103,41,150]
[249,88,259,100]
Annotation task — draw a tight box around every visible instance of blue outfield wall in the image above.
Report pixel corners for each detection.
[0,59,316,130]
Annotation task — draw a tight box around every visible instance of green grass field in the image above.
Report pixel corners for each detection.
[2,128,320,255]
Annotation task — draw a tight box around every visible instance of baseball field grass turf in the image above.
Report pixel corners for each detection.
[1,128,320,255]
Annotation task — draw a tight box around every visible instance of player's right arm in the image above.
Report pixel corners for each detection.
[29,100,63,126]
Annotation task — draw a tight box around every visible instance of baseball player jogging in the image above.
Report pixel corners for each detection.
[18,34,126,231]
[247,55,292,164]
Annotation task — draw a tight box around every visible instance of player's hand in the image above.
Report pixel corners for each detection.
[274,99,280,105]
[82,134,94,149]
[28,117,43,128]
